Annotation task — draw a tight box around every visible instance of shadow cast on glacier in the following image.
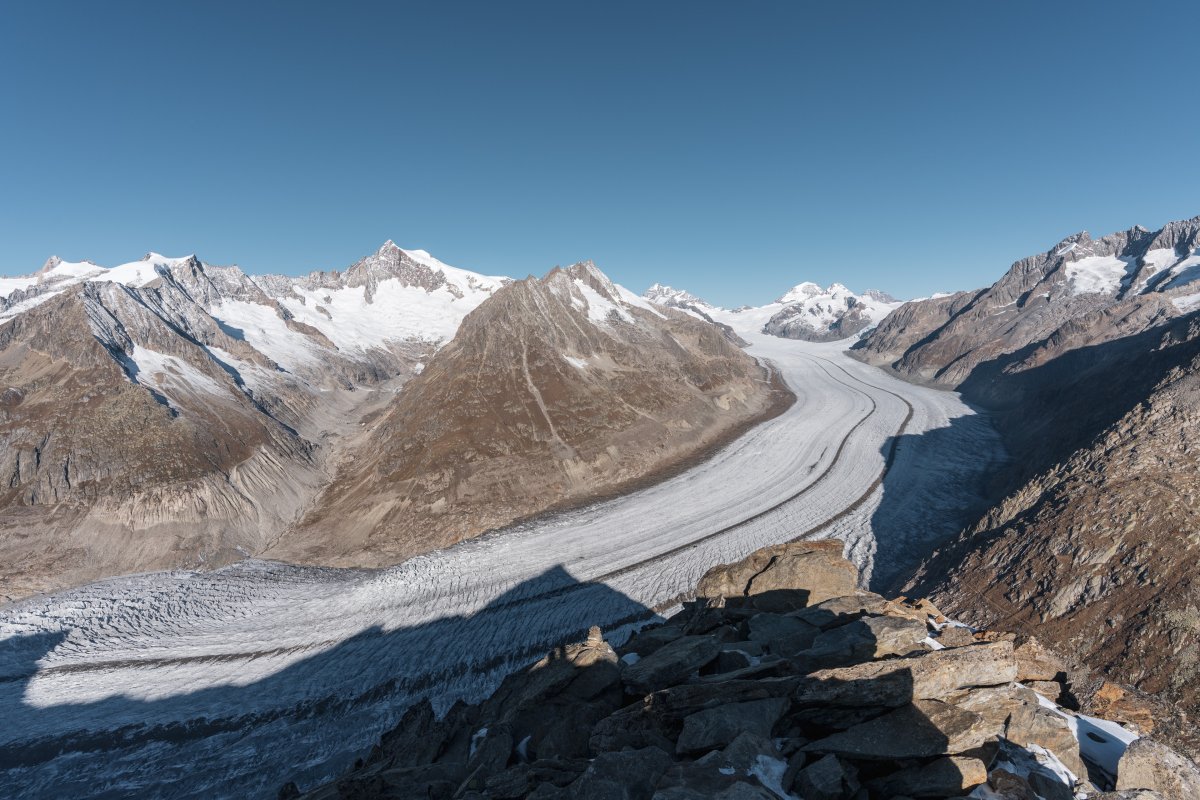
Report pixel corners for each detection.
[955,313,1200,495]
[862,312,1200,594]
[863,404,1006,594]
[883,314,1200,599]
[0,565,656,800]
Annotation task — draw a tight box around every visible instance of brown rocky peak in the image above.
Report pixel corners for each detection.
[343,239,446,297]
[564,260,622,301]
[269,261,789,568]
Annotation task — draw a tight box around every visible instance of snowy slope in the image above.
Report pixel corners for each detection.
[0,244,510,371]
[261,244,509,353]
[0,253,207,322]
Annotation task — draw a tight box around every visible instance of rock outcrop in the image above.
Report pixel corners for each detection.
[291,540,1171,800]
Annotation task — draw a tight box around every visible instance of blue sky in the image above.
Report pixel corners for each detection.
[2,1,1198,307]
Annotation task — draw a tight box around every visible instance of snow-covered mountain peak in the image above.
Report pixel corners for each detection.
[777,281,824,303]
[141,251,194,263]
[761,282,903,342]
[534,262,667,327]
[250,244,509,357]
[1051,231,1091,258]
[641,277,906,342]
[564,260,621,299]
[643,283,711,308]
[863,289,899,304]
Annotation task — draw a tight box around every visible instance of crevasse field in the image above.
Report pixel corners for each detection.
[0,333,1005,799]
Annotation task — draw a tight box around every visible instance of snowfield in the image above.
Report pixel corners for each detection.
[0,332,1004,799]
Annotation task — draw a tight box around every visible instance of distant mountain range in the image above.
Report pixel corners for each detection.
[644,280,902,342]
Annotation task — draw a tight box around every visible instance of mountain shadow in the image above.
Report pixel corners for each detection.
[861,403,1007,595]
[865,311,1200,595]
[0,566,657,800]
[954,311,1200,500]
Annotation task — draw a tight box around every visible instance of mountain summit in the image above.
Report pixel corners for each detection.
[270,260,790,566]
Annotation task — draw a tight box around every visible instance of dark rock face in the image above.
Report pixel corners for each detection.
[292,539,1163,800]
[903,315,1200,756]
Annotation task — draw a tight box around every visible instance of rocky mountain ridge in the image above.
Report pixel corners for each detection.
[854,216,1200,388]
[290,540,1197,800]
[904,313,1200,754]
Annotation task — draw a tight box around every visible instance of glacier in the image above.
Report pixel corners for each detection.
[0,331,1003,799]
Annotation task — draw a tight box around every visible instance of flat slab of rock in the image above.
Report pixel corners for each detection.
[805,699,1000,759]
[788,592,890,630]
[796,613,928,669]
[676,697,790,754]
[623,635,722,694]
[869,755,988,797]
[792,641,1017,708]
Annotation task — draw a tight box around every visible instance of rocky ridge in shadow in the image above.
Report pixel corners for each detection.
[287,541,1197,800]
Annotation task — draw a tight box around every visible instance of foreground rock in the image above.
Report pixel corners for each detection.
[290,540,1182,800]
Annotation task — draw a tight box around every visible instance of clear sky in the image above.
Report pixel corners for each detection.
[2,1,1198,307]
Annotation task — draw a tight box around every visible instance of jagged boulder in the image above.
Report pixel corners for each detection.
[1116,738,1200,799]
[792,753,860,799]
[695,540,858,605]
[949,683,1087,780]
[568,747,674,800]
[622,634,723,694]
